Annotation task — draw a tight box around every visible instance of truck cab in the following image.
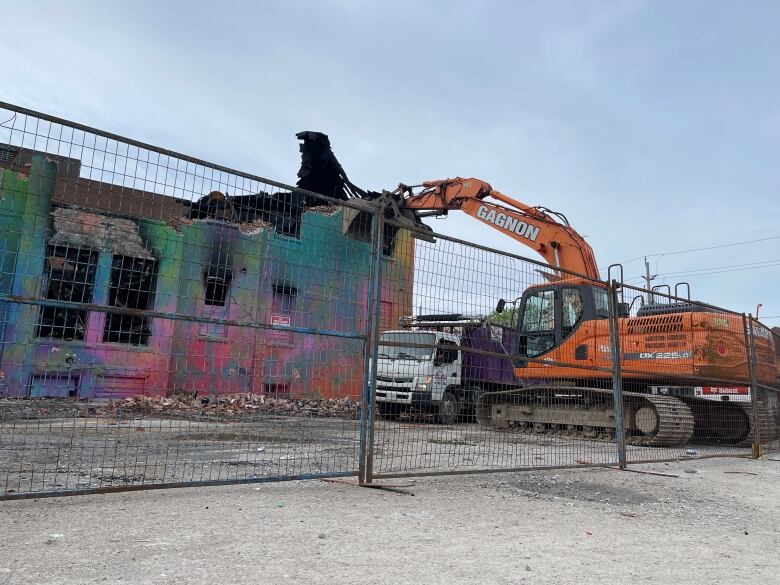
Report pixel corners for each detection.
[373,314,518,424]
[374,329,462,423]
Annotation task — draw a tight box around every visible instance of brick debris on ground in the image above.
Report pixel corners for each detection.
[0,394,361,421]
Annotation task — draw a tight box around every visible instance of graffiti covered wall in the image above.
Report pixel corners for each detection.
[0,154,413,399]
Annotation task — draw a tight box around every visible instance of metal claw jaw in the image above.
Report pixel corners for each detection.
[374,189,436,242]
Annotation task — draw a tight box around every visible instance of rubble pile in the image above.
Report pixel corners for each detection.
[102,393,361,420]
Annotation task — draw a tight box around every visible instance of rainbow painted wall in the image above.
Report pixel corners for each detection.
[0,155,414,399]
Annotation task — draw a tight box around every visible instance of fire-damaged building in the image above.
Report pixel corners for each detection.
[0,133,415,399]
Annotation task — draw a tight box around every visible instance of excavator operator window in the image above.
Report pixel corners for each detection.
[520,289,556,357]
[561,287,583,335]
[591,286,610,318]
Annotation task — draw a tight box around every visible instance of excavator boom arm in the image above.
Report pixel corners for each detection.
[397,178,600,279]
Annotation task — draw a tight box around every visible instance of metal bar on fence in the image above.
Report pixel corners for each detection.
[607,280,627,469]
[0,295,367,341]
[358,205,382,484]
[371,451,755,481]
[358,207,384,485]
[357,339,371,482]
[361,207,384,484]
[743,314,762,456]
[0,470,357,501]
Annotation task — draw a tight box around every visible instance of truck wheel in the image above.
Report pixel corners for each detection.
[437,392,459,425]
[378,402,401,421]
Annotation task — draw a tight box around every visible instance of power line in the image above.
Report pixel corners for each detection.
[657,258,780,278]
[626,260,780,282]
[657,263,780,279]
[610,235,780,267]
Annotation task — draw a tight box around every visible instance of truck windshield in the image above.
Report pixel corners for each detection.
[378,332,436,361]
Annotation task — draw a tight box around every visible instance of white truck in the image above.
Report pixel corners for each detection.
[373,315,517,424]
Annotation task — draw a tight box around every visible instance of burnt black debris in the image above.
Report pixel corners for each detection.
[295,131,379,201]
[187,131,359,237]
[186,131,411,249]
[296,131,408,254]
[187,189,306,237]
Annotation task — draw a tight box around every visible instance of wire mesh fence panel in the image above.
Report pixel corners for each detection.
[614,283,770,464]
[368,220,623,477]
[1,101,776,496]
[0,103,393,497]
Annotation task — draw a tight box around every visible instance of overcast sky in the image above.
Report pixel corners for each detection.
[3,1,779,322]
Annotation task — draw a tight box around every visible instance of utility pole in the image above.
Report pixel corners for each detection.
[642,256,656,306]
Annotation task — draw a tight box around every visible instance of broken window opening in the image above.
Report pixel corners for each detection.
[36,245,99,341]
[103,256,158,346]
[382,222,398,257]
[0,145,19,165]
[344,212,398,256]
[273,284,298,314]
[345,210,373,242]
[204,263,233,307]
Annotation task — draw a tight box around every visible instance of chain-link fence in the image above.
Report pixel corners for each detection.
[0,102,777,498]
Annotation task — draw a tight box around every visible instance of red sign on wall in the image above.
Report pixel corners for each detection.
[268,314,293,346]
[272,315,291,327]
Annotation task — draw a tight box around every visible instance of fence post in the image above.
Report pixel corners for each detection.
[358,205,384,484]
[607,280,627,469]
[742,314,762,458]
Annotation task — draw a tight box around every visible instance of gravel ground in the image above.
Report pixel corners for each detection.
[1,456,778,584]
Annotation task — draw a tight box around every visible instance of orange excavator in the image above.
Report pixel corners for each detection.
[392,178,779,446]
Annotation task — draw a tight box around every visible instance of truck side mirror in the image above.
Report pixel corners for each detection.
[495,299,506,314]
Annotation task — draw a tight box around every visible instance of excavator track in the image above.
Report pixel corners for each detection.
[476,387,694,447]
[625,394,696,446]
[738,403,780,446]
[678,397,780,446]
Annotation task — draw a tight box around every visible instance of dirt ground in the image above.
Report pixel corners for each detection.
[1,414,753,495]
[1,456,778,584]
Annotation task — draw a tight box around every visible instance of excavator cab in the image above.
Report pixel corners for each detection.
[496,282,620,362]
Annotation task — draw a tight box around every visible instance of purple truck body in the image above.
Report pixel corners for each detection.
[459,324,517,386]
